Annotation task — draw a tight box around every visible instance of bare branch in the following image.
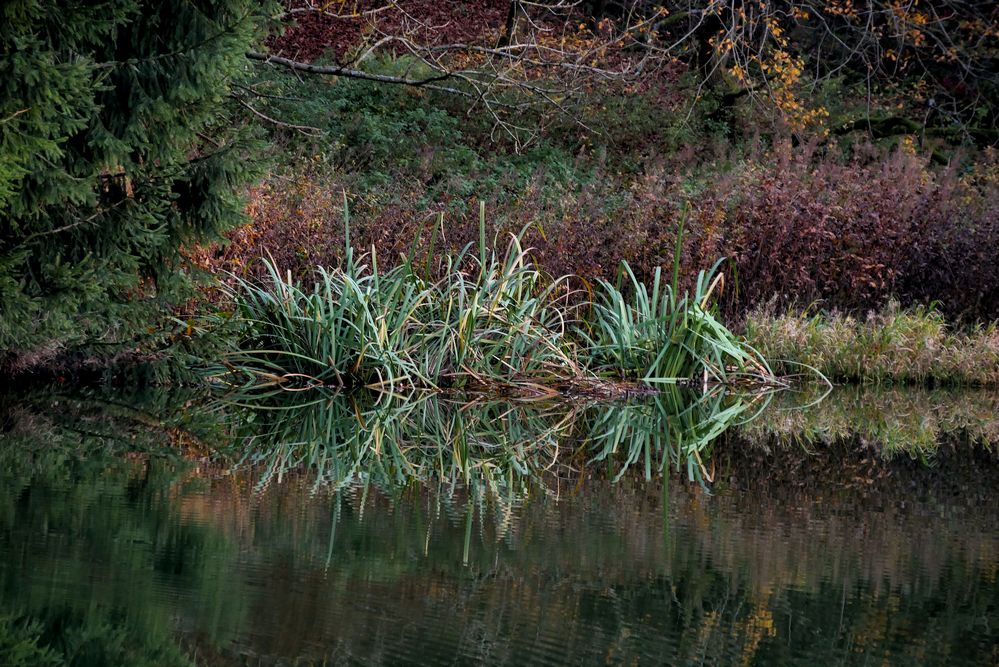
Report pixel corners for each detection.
[276,2,394,21]
[230,94,323,134]
[245,50,469,96]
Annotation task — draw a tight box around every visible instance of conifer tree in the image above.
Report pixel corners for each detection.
[0,0,274,366]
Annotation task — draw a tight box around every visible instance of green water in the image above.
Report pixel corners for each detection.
[1,387,997,666]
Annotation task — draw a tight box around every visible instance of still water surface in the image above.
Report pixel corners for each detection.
[1,387,997,665]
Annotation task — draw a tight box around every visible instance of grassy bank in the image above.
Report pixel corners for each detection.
[207,215,774,394]
[745,303,999,387]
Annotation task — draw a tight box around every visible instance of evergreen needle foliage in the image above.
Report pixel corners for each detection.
[0,0,275,367]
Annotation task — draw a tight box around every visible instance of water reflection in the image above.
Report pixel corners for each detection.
[226,386,771,495]
[0,386,997,665]
[739,383,999,453]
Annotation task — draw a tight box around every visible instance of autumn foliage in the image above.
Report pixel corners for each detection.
[194,1,999,330]
[196,140,998,321]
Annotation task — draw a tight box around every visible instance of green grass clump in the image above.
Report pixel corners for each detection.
[208,209,774,393]
[212,220,579,393]
[745,302,999,386]
[579,260,769,384]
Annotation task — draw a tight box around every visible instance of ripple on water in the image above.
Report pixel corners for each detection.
[2,406,999,665]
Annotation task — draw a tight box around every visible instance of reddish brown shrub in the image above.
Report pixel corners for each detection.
[269,1,511,62]
[689,142,999,320]
[897,150,999,319]
[197,144,999,322]
[705,141,922,311]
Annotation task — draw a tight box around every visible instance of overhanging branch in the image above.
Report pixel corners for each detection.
[245,51,470,97]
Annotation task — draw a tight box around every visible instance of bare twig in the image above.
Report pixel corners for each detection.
[230,93,323,134]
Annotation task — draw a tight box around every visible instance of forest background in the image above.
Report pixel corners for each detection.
[2,0,996,379]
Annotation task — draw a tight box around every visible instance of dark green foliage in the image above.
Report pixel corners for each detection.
[0,388,231,666]
[247,55,587,202]
[0,0,274,362]
[0,611,193,667]
[0,616,60,667]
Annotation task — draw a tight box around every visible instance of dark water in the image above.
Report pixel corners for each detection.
[1,387,998,666]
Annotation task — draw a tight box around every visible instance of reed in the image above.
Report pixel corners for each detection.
[578,260,773,385]
[207,208,778,393]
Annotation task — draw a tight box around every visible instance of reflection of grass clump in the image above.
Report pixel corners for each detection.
[738,384,999,455]
[228,386,768,496]
[745,303,999,386]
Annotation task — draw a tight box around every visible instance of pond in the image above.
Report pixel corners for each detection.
[1,386,997,665]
